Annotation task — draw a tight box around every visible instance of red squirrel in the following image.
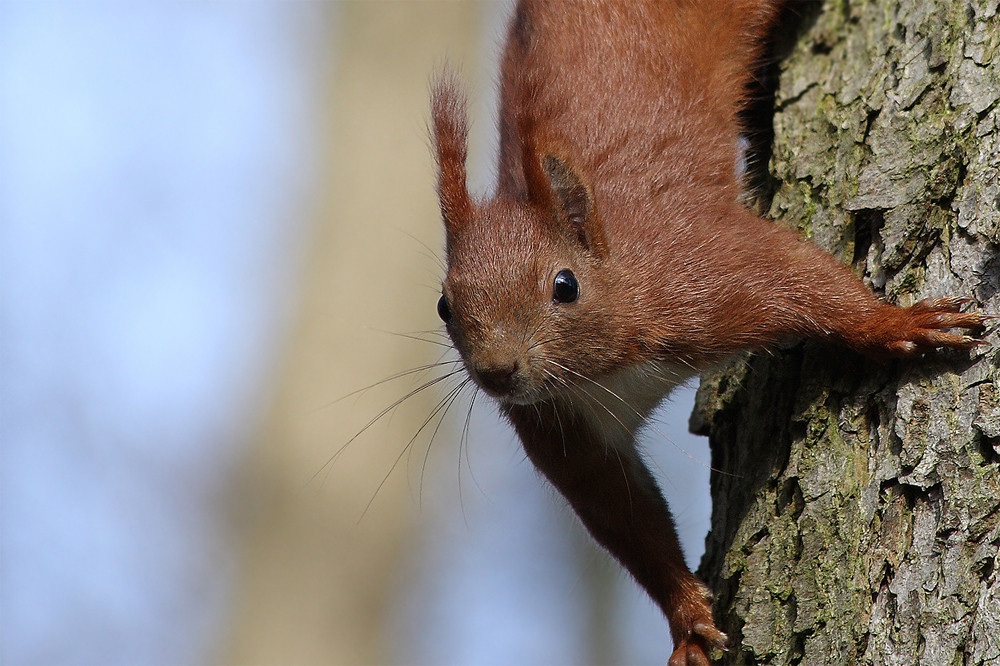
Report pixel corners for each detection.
[429,1,990,664]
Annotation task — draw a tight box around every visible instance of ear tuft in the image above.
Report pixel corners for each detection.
[431,72,472,234]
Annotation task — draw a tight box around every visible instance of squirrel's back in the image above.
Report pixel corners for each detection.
[496,0,780,226]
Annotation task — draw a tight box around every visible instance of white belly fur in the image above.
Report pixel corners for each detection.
[564,360,694,454]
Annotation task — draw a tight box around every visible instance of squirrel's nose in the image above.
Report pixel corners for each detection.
[475,362,520,396]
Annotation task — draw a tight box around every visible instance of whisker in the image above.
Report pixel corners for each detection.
[558,378,635,516]
[543,359,732,476]
[527,333,573,352]
[611,436,633,517]
[459,386,487,499]
[362,377,469,522]
[364,325,456,349]
[309,360,463,415]
[416,377,473,510]
[388,331,455,349]
[547,359,637,443]
[522,318,546,347]
[308,369,467,486]
[541,369,568,457]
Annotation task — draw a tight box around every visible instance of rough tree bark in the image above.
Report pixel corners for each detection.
[693,1,1000,664]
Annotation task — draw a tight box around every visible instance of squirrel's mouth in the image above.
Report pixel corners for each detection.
[468,362,548,406]
[472,370,572,408]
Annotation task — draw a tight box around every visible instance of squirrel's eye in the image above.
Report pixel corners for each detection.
[553,269,579,304]
[437,294,452,323]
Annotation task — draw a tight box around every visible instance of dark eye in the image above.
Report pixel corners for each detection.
[437,294,452,323]
[552,269,579,304]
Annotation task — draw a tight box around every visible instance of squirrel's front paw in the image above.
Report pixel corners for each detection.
[865,297,993,357]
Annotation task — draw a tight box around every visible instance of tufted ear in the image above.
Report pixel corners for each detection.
[541,154,607,259]
[431,74,472,236]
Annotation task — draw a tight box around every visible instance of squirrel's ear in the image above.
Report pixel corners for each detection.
[431,74,472,235]
[542,154,607,259]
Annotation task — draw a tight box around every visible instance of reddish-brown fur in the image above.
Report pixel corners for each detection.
[430,1,990,664]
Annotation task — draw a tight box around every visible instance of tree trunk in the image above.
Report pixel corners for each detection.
[693,1,1000,664]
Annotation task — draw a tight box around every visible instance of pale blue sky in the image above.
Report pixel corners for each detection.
[1,4,324,662]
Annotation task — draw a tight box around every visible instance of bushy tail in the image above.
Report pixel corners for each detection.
[683,0,783,110]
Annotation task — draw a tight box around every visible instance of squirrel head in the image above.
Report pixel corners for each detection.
[431,77,620,405]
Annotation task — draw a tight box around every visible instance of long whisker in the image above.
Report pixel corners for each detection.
[543,359,732,476]
[459,386,487,499]
[546,359,637,444]
[308,369,467,486]
[388,332,455,349]
[540,360,641,468]
[540,369,568,457]
[522,318,546,347]
[557,377,635,516]
[528,333,573,352]
[414,377,473,510]
[310,359,462,415]
[545,376,635,514]
[544,363,681,492]
[362,377,470,522]
[364,326,456,349]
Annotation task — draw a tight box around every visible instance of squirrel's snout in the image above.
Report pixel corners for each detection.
[474,361,521,397]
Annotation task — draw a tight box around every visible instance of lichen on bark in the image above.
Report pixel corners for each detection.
[693,1,1000,664]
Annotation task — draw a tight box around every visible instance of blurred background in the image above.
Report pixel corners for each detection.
[0,3,712,664]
